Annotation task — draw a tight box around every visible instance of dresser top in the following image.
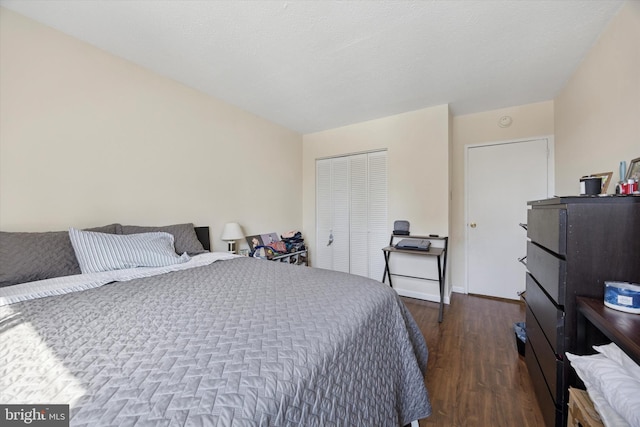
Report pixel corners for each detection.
[528,195,640,206]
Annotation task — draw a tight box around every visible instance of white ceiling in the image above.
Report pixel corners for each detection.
[0,0,624,134]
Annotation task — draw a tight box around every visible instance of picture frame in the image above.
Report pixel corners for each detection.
[591,171,613,194]
[260,233,279,246]
[246,235,264,251]
[625,157,640,182]
[246,232,280,252]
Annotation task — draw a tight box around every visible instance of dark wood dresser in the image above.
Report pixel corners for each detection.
[523,196,640,427]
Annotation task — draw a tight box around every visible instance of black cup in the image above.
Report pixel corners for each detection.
[581,177,602,195]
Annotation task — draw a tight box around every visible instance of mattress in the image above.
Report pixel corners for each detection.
[0,256,431,426]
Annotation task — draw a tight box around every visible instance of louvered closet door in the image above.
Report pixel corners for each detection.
[315,159,333,270]
[315,157,349,273]
[316,151,387,280]
[350,154,369,277]
[367,151,388,281]
[331,157,350,273]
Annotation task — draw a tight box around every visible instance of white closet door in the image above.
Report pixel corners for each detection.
[331,157,350,273]
[315,151,387,278]
[315,159,333,270]
[350,154,369,277]
[368,151,388,281]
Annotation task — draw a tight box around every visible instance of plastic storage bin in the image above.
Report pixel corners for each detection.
[514,322,526,356]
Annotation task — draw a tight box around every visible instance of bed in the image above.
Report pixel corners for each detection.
[0,224,431,426]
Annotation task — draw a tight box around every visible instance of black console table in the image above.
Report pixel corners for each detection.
[576,296,640,365]
[382,234,448,322]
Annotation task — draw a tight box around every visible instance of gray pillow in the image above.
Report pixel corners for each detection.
[69,228,189,274]
[0,224,119,287]
[120,223,207,255]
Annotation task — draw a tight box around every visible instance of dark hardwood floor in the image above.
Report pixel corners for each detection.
[402,293,546,427]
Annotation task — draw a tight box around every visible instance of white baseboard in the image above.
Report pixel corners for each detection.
[394,287,451,305]
[452,285,466,294]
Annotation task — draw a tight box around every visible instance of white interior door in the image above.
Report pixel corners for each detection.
[466,139,550,300]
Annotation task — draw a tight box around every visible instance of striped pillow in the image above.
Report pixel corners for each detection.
[69,228,190,274]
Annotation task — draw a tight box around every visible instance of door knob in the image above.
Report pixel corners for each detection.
[470,222,477,228]
[327,231,334,246]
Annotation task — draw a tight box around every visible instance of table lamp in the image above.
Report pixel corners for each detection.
[220,222,244,254]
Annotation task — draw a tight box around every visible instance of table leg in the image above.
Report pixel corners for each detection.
[382,251,393,287]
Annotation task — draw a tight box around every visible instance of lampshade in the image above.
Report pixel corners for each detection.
[220,222,244,241]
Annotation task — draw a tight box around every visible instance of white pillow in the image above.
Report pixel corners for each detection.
[593,343,640,382]
[582,381,631,427]
[566,352,640,427]
[69,228,190,274]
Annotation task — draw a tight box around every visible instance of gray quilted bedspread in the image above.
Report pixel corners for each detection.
[0,258,431,426]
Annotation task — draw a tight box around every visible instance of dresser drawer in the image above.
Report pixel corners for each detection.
[525,338,563,427]
[527,241,567,306]
[527,207,567,256]
[525,273,565,353]
[526,304,565,405]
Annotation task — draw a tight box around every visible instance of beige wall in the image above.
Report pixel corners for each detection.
[555,1,640,195]
[0,8,302,251]
[451,101,555,292]
[3,1,634,296]
[302,105,450,299]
